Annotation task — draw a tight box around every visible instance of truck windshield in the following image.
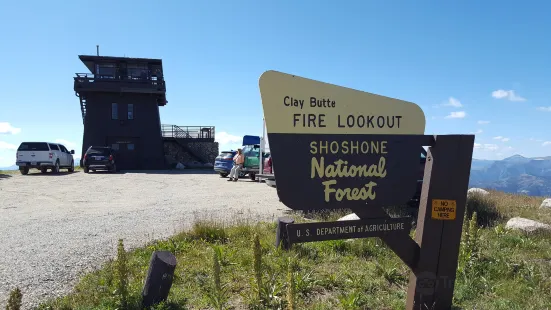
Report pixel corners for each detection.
[18,142,49,151]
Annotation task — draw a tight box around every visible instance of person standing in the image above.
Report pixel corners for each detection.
[228,149,245,182]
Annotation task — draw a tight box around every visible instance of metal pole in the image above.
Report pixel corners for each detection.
[259,118,265,182]
[96,45,99,56]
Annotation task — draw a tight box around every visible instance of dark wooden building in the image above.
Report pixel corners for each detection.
[74,55,168,170]
[74,54,218,170]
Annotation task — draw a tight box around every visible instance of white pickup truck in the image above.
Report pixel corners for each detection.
[16,142,75,175]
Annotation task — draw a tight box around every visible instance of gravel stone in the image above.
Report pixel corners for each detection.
[0,170,288,309]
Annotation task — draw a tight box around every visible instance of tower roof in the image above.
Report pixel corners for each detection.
[78,55,163,73]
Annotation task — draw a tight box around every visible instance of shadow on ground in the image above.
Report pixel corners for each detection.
[25,171,80,177]
[0,173,13,180]
[87,169,218,175]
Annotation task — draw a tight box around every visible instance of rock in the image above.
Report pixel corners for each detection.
[164,141,219,167]
[337,213,360,221]
[467,188,489,196]
[505,217,551,234]
[541,198,551,208]
[175,163,186,170]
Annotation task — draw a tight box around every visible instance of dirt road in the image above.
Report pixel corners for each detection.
[0,170,288,308]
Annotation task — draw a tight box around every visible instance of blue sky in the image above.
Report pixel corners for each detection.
[1,0,550,168]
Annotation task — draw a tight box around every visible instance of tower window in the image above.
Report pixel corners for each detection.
[128,104,134,120]
[111,103,118,120]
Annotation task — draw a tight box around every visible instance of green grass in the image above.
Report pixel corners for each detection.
[27,191,551,310]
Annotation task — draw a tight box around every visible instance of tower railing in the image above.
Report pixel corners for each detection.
[161,125,215,141]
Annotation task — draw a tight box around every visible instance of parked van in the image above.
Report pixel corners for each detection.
[16,142,75,175]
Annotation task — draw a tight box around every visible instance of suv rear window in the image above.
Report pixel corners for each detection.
[18,142,49,151]
[218,152,234,159]
[86,147,111,156]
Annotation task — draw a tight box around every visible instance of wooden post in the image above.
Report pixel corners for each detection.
[406,135,474,310]
[142,251,178,308]
[354,207,420,271]
[275,217,294,250]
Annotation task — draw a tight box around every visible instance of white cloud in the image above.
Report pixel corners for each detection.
[215,132,242,145]
[543,141,551,147]
[443,97,463,108]
[471,129,483,134]
[474,143,499,151]
[537,106,551,112]
[530,137,543,142]
[0,141,17,150]
[444,111,466,119]
[491,89,526,102]
[493,136,510,142]
[477,120,490,125]
[54,139,77,149]
[0,122,21,135]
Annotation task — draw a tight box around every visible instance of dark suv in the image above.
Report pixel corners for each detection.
[83,146,118,173]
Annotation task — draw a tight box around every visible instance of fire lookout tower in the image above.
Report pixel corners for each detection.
[74,54,168,170]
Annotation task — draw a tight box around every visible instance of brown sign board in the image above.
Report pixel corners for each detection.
[259,70,427,211]
[261,71,477,310]
[286,217,412,244]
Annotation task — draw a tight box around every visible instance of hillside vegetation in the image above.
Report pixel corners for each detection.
[18,190,549,310]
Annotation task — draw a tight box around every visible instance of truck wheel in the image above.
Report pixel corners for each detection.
[68,160,74,172]
[52,160,60,174]
[83,167,89,173]
[20,167,29,175]
[249,173,256,181]
[41,168,48,173]
[220,173,228,178]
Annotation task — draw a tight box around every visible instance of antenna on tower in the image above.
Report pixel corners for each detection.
[96,45,99,56]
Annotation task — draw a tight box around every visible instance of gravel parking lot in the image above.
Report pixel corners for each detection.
[0,170,288,309]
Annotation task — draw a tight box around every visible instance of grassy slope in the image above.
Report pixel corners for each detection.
[25,191,551,310]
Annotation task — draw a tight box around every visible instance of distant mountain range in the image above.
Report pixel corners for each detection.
[469,155,551,197]
[0,165,18,171]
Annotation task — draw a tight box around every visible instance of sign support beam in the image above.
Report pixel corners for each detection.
[405,135,474,310]
[353,206,420,271]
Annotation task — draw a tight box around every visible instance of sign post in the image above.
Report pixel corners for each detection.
[259,70,474,310]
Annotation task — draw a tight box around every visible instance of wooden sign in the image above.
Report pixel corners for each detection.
[260,70,476,310]
[259,70,426,210]
[286,218,412,243]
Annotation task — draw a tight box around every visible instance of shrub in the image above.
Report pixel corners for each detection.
[204,246,230,310]
[116,239,129,310]
[286,258,296,310]
[466,193,501,227]
[5,287,23,310]
[190,221,227,243]
[458,212,482,276]
[252,234,263,301]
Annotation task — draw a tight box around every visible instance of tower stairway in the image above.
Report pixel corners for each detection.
[76,92,87,124]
